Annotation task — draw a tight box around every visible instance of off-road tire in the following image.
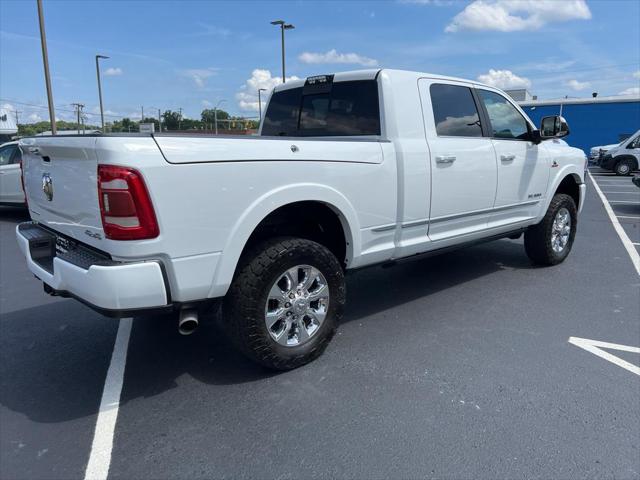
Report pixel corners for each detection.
[524,194,577,266]
[223,237,345,370]
[615,158,634,176]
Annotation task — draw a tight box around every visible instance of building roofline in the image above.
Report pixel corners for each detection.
[519,95,640,107]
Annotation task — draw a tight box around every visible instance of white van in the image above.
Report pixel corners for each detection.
[598,129,640,175]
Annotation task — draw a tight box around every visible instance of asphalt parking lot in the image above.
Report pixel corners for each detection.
[1,174,639,480]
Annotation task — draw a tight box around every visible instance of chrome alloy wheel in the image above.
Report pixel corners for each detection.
[264,265,330,347]
[551,207,571,253]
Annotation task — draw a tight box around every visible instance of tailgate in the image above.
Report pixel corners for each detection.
[19,136,104,246]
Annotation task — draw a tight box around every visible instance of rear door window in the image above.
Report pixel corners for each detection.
[262,80,380,137]
[430,83,483,137]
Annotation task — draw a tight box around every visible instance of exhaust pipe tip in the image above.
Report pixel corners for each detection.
[178,309,199,336]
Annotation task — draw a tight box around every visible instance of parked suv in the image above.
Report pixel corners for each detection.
[598,129,640,175]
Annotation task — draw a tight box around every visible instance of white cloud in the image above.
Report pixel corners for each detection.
[202,100,213,107]
[446,0,592,33]
[191,23,231,37]
[27,113,42,122]
[633,70,640,79]
[103,67,123,76]
[298,49,378,67]
[236,69,300,112]
[182,68,219,88]
[477,69,531,89]
[566,79,590,91]
[619,87,640,96]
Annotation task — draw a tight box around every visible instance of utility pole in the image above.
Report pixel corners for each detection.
[258,88,267,127]
[178,107,182,131]
[214,99,226,135]
[141,106,144,124]
[95,54,109,132]
[37,0,56,134]
[271,20,295,83]
[14,110,21,126]
[158,108,161,132]
[72,103,84,132]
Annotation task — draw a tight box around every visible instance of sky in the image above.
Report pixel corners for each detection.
[1,0,639,125]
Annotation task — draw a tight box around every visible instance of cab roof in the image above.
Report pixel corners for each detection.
[272,68,494,93]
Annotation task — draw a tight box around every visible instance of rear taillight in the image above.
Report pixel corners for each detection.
[97,165,159,240]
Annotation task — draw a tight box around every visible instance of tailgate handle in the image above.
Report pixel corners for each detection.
[436,155,456,164]
[28,147,50,162]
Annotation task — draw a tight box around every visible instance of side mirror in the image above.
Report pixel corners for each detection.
[540,115,570,139]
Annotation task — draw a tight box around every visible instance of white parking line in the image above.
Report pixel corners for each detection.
[601,191,640,194]
[589,172,640,275]
[569,337,640,376]
[608,201,640,204]
[84,318,133,480]
[617,215,640,220]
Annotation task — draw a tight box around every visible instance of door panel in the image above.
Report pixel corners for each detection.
[418,79,498,242]
[0,164,23,203]
[476,89,549,227]
[489,140,549,226]
[0,145,24,204]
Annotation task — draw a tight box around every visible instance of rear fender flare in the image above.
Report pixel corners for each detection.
[209,183,360,298]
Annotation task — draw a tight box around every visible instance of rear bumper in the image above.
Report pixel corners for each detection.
[16,222,170,315]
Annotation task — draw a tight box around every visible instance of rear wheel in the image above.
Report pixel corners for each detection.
[524,194,577,266]
[614,158,634,176]
[223,237,345,370]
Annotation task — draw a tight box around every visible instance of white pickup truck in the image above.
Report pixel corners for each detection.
[17,69,587,369]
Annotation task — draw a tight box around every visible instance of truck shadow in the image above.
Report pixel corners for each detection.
[0,205,30,222]
[0,239,531,424]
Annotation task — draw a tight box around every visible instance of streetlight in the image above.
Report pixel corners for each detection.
[37,0,56,134]
[270,20,295,83]
[95,54,109,132]
[258,88,267,126]
[214,99,226,135]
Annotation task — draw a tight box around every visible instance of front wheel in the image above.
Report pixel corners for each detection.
[223,237,345,370]
[615,158,634,176]
[524,194,577,266]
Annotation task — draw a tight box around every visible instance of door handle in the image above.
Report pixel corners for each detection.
[500,154,516,162]
[436,155,456,164]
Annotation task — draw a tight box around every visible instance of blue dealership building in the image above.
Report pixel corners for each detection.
[512,93,640,154]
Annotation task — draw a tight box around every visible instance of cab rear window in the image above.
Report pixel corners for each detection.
[261,80,381,137]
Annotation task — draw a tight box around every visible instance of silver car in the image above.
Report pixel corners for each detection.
[0,141,25,206]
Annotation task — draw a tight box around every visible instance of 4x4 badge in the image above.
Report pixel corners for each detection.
[42,173,53,201]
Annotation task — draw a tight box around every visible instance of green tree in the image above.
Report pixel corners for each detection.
[201,108,230,125]
[161,110,181,130]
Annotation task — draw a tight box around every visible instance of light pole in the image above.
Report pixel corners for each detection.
[258,88,267,126]
[214,99,226,135]
[148,106,162,132]
[95,54,109,132]
[37,0,56,134]
[270,20,295,83]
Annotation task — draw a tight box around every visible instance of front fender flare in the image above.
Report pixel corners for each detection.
[536,166,584,223]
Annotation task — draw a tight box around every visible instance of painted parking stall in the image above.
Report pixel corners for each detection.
[2,176,639,478]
